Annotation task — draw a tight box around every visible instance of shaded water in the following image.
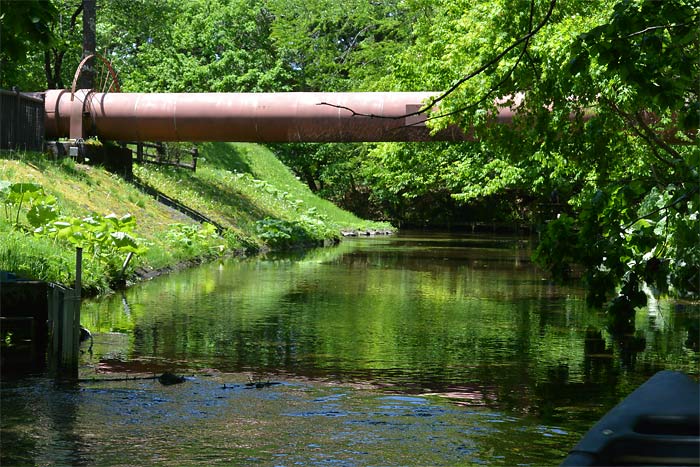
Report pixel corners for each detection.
[2,232,698,466]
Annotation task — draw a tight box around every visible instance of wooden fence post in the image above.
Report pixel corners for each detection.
[47,248,82,379]
[75,247,82,300]
[48,284,60,367]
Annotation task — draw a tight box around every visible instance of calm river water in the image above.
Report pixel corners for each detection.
[2,232,698,466]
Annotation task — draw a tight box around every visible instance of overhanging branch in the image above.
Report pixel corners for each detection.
[603,97,682,169]
[317,0,556,121]
[418,0,537,125]
[624,186,698,230]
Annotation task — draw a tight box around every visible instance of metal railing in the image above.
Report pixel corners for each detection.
[1,89,45,152]
[120,141,198,171]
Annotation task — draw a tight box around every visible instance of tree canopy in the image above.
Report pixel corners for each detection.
[369,0,699,311]
[0,0,57,88]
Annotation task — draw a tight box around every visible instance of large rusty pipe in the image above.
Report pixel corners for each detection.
[45,90,693,144]
[45,90,482,142]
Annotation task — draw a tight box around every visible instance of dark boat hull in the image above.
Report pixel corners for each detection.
[562,370,699,466]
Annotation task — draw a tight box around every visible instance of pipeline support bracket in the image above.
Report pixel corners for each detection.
[69,89,89,142]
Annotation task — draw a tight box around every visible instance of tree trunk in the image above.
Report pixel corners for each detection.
[44,49,66,89]
[77,0,97,89]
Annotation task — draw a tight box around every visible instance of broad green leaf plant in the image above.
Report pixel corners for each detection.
[1,181,148,286]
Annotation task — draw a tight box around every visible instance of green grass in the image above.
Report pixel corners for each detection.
[204,143,350,218]
[135,142,389,239]
[0,143,389,294]
[180,142,385,229]
[0,152,212,293]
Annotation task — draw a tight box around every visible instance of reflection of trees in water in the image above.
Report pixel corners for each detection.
[685,316,699,352]
[0,388,39,466]
[1,381,88,466]
[84,235,698,426]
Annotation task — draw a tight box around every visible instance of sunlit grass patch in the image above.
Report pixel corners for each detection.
[1,143,387,294]
[139,142,388,234]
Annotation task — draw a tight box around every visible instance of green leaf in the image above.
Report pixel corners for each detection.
[26,203,59,227]
[110,231,147,254]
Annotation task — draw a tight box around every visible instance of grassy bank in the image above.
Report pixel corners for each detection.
[0,142,390,295]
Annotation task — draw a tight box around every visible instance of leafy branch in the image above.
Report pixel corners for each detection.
[317,0,557,121]
[624,186,699,230]
[602,97,683,171]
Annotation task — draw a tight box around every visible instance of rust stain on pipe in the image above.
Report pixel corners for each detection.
[45,90,476,142]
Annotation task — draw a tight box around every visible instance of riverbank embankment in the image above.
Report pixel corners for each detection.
[0,142,391,295]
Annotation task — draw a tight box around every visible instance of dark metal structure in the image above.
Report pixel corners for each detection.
[1,89,45,151]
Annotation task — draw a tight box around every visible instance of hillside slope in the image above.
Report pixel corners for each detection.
[0,143,390,294]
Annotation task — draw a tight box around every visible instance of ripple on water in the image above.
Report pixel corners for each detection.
[2,374,581,466]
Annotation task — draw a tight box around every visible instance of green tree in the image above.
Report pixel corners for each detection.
[267,0,412,91]
[366,0,699,304]
[124,0,293,92]
[96,0,176,83]
[265,0,420,218]
[0,0,57,89]
[43,0,85,89]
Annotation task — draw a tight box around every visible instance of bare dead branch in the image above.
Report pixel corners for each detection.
[418,0,537,125]
[316,102,367,117]
[339,24,373,64]
[422,0,550,112]
[418,45,530,126]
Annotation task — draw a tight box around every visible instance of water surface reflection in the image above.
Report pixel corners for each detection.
[84,233,696,395]
[2,232,697,465]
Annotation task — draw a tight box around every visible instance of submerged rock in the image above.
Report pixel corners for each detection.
[340,229,394,237]
[245,381,281,389]
[158,372,186,386]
